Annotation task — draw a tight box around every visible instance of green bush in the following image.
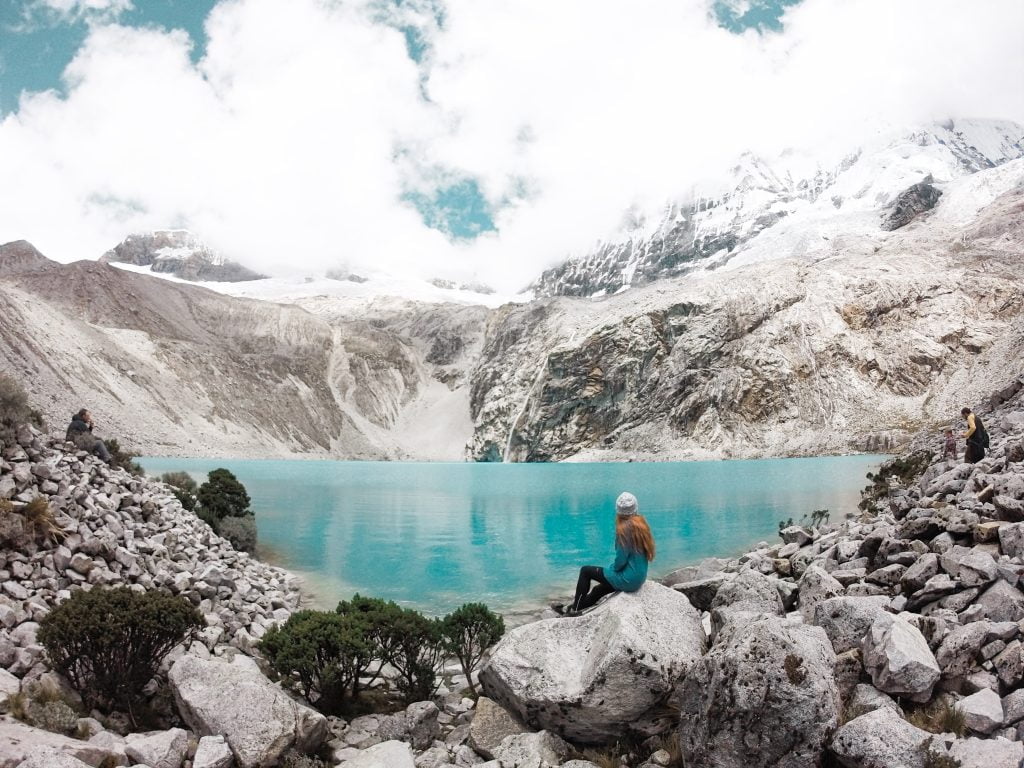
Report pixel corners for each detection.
[198,468,251,521]
[259,610,375,715]
[441,603,504,697]
[0,373,32,446]
[105,438,143,476]
[384,608,446,703]
[38,587,203,713]
[219,514,257,553]
[161,471,198,512]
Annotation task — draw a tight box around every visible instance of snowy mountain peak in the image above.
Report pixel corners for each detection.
[531,118,1024,298]
[101,230,266,283]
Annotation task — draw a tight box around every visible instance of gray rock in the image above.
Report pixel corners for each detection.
[340,740,416,768]
[124,728,188,768]
[0,670,19,713]
[0,716,116,767]
[468,697,527,760]
[479,582,705,743]
[1004,688,1024,726]
[901,553,939,593]
[9,746,93,768]
[780,526,812,546]
[960,687,1003,734]
[976,580,1024,623]
[797,564,844,621]
[846,684,900,716]
[709,569,784,637]
[994,639,1023,687]
[812,596,890,654]
[959,551,998,587]
[936,621,993,679]
[169,654,327,768]
[677,616,838,768]
[492,731,570,768]
[671,575,729,612]
[828,708,933,768]
[999,522,1024,558]
[192,735,233,768]
[947,737,1024,768]
[861,613,940,702]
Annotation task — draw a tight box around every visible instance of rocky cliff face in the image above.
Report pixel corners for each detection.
[101,231,265,282]
[532,119,1024,298]
[2,134,1023,463]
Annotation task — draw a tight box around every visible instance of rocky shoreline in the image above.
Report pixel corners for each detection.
[1,373,1024,767]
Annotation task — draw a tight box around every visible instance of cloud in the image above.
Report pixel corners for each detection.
[22,0,133,25]
[0,0,1022,292]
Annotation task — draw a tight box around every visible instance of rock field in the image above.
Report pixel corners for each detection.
[2,372,1024,766]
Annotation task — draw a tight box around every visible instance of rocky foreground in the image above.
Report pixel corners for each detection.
[2,373,1024,767]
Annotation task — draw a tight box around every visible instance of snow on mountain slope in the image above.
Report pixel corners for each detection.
[102,230,265,282]
[532,119,1024,297]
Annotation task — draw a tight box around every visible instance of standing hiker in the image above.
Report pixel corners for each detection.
[551,491,655,617]
[961,407,988,464]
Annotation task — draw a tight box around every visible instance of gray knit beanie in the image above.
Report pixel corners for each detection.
[615,492,638,517]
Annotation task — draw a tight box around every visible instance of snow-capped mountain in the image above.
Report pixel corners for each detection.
[101,230,266,282]
[531,119,1024,298]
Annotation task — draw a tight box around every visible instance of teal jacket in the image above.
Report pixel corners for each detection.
[603,542,648,592]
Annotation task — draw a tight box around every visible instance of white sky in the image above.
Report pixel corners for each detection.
[1,0,1022,292]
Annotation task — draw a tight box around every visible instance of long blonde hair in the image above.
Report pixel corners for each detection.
[616,514,655,562]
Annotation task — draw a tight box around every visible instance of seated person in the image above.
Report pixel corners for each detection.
[66,408,112,464]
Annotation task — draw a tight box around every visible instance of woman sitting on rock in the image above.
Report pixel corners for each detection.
[552,491,655,616]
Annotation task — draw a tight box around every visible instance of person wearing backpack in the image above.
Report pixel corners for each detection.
[961,407,989,463]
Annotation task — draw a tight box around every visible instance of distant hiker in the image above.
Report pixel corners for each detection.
[551,491,655,617]
[66,408,112,464]
[961,407,989,464]
[942,429,957,460]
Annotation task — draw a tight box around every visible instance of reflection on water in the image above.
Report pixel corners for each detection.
[139,456,883,616]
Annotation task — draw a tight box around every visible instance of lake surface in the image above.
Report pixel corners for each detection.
[138,456,883,617]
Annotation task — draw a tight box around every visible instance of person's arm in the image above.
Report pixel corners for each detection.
[964,414,976,440]
[612,543,628,572]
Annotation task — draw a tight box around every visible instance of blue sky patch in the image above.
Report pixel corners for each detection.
[404,178,496,240]
[712,0,803,33]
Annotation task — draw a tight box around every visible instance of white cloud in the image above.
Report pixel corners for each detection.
[28,0,133,23]
[1,0,1022,292]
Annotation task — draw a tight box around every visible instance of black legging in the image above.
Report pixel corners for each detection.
[572,565,618,611]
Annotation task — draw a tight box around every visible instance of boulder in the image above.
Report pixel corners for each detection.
[936,621,993,680]
[947,737,1024,768]
[901,553,939,593]
[959,551,998,587]
[468,697,527,760]
[677,616,838,768]
[976,580,1024,623]
[960,687,1003,734]
[0,716,116,767]
[709,569,784,638]
[192,736,234,768]
[812,596,890,654]
[339,740,416,768]
[9,747,93,768]
[828,708,934,768]
[491,731,571,768]
[796,564,844,621]
[479,583,705,743]
[169,654,327,768]
[671,574,729,612]
[124,728,188,768]
[377,701,439,750]
[846,684,900,716]
[861,613,940,702]
[999,522,1024,558]
[0,670,19,712]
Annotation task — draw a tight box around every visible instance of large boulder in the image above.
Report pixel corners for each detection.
[491,731,572,768]
[861,613,939,702]
[947,736,1024,768]
[468,697,528,760]
[812,595,890,654]
[677,616,838,768]
[478,582,705,743]
[338,740,416,768]
[169,654,327,768]
[828,708,934,768]
[124,728,188,768]
[797,564,844,621]
[709,569,785,638]
[0,717,115,768]
[10,747,92,768]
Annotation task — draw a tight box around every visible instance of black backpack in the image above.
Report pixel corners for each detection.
[975,416,990,449]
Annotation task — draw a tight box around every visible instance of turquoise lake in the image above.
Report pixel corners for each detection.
[138,456,883,617]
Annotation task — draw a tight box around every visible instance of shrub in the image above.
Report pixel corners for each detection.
[259,610,375,715]
[0,373,32,446]
[38,587,203,713]
[384,608,446,703]
[22,496,65,543]
[197,468,251,521]
[336,594,405,691]
[219,514,257,553]
[906,698,967,737]
[441,603,504,697]
[105,438,143,476]
[161,471,198,512]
